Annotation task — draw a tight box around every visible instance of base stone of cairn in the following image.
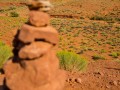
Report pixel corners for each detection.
[3,0,66,90]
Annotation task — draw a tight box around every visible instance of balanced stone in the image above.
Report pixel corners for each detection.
[48,70,66,90]
[19,42,52,59]
[18,24,58,45]
[3,0,66,90]
[29,11,50,27]
[27,0,52,12]
[34,70,66,90]
[3,50,60,90]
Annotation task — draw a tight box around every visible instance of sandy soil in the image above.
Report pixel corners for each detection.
[64,60,120,90]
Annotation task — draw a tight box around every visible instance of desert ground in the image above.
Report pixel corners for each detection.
[0,0,120,90]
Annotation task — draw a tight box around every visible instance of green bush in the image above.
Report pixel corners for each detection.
[10,12,19,17]
[92,54,105,60]
[90,15,115,22]
[57,50,88,72]
[90,15,104,20]
[109,52,120,58]
[0,41,12,69]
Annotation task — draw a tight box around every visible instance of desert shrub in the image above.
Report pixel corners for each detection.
[109,52,120,58]
[115,18,120,22]
[0,6,16,13]
[90,15,115,22]
[8,6,16,11]
[92,54,105,60]
[57,50,88,72]
[90,15,104,21]
[100,49,106,53]
[10,11,19,17]
[0,41,12,69]
[0,9,4,12]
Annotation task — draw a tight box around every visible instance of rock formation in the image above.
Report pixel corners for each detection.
[3,0,66,90]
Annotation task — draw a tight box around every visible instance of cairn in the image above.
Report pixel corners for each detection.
[3,0,66,90]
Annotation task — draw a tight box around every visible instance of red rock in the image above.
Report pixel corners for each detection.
[3,60,22,78]
[49,70,66,90]
[27,0,52,12]
[113,81,118,86]
[98,71,104,76]
[29,11,50,27]
[75,78,82,84]
[106,85,111,89]
[33,70,66,90]
[0,74,5,85]
[3,1,66,90]
[18,24,58,45]
[22,50,59,86]
[19,42,52,59]
[3,50,60,90]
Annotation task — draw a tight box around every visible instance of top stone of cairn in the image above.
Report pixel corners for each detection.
[27,0,52,12]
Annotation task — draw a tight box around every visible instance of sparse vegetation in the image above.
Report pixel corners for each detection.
[10,11,19,17]
[90,15,105,21]
[90,15,117,23]
[109,52,120,58]
[115,59,120,63]
[57,50,88,72]
[100,49,106,53]
[0,41,12,69]
[92,54,105,60]
[0,6,16,13]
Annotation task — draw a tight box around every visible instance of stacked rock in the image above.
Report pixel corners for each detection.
[3,0,66,90]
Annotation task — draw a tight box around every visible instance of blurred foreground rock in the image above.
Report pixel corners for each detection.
[3,0,66,90]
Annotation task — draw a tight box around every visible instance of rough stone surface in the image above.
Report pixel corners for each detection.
[19,24,58,45]
[19,42,52,59]
[29,11,50,27]
[45,70,66,90]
